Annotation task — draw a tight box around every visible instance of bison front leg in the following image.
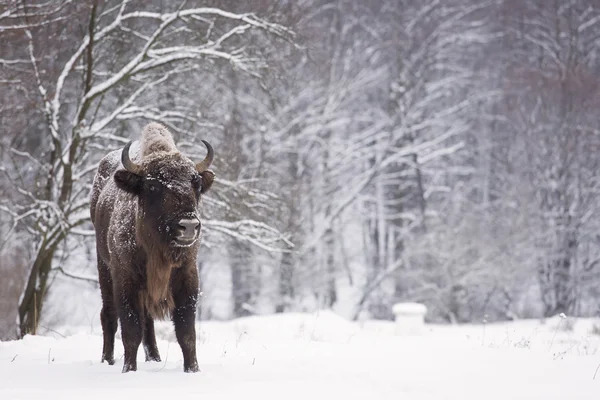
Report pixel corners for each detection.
[118,289,143,373]
[172,268,200,373]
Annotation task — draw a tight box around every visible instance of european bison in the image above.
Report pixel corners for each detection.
[90,123,215,373]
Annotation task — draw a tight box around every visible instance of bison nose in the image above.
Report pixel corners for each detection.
[177,218,200,237]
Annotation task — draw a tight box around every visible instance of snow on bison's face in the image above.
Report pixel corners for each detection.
[114,140,215,248]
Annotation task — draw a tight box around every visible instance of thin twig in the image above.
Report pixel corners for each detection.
[548,313,567,351]
[155,341,170,372]
[39,324,67,339]
[52,266,98,284]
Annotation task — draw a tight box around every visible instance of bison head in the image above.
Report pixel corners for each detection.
[114,140,215,248]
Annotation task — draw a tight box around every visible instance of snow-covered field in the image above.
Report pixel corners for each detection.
[1,311,599,399]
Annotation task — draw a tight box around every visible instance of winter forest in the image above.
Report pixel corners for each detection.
[1,0,600,341]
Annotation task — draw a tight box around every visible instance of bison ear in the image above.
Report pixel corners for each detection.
[200,170,215,194]
[114,170,142,195]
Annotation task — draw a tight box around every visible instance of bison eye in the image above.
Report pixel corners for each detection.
[191,174,202,191]
[145,180,162,194]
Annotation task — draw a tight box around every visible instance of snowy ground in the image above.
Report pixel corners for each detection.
[1,312,599,400]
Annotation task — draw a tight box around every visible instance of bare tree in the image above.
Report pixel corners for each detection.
[0,0,293,336]
[497,0,600,316]
[3,0,600,329]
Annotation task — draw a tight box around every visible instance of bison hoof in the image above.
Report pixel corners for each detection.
[102,357,115,365]
[184,363,199,373]
[122,363,137,373]
[145,355,161,362]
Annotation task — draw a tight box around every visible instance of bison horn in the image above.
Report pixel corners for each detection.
[196,140,214,172]
[121,141,142,175]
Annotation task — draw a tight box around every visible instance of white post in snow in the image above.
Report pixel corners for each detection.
[392,303,427,335]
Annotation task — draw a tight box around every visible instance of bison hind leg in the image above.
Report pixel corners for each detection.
[100,307,117,365]
[143,310,161,362]
[98,256,117,365]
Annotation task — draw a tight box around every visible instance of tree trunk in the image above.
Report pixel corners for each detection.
[229,240,257,317]
[276,148,300,313]
[18,242,58,336]
[323,224,337,308]
[276,250,295,313]
[541,237,578,317]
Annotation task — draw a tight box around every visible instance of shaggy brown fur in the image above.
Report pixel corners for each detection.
[140,122,178,156]
[90,122,215,373]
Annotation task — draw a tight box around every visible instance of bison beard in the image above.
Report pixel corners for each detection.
[90,123,215,373]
